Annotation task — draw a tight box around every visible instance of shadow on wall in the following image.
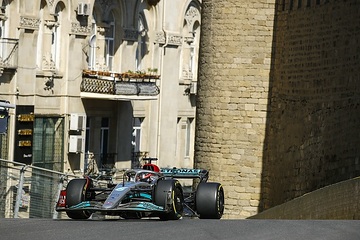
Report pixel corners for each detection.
[260,0,360,212]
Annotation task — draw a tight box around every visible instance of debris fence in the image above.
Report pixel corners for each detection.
[0,159,76,219]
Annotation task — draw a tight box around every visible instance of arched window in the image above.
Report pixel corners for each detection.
[88,14,97,70]
[189,22,200,76]
[0,1,7,62]
[36,0,45,69]
[51,4,62,69]
[104,13,115,71]
[38,1,64,71]
[182,6,201,82]
[136,15,147,71]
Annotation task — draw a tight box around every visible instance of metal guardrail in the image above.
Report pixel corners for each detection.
[0,159,76,219]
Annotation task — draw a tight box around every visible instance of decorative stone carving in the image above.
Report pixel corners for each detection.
[42,53,55,71]
[71,22,91,36]
[123,28,138,42]
[44,20,59,29]
[46,0,55,6]
[155,31,165,44]
[166,33,183,46]
[182,67,193,80]
[19,16,41,30]
[185,6,200,27]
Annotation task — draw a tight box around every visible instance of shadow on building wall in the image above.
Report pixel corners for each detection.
[261,0,360,211]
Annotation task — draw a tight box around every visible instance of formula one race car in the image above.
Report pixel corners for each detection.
[56,162,224,220]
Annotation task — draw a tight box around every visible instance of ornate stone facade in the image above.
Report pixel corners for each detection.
[0,0,202,197]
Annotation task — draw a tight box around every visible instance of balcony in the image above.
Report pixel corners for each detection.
[80,70,160,101]
[0,38,18,74]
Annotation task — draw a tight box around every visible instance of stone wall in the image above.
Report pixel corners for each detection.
[195,0,360,219]
[262,0,360,210]
[251,177,360,219]
[195,0,276,219]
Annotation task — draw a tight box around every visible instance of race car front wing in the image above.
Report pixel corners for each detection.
[56,201,166,214]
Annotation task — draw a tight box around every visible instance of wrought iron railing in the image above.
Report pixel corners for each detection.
[80,70,160,96]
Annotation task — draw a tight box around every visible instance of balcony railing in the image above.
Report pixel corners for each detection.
[80,70,160,99]
[0,38,18,70]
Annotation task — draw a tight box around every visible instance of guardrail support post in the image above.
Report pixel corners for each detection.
[52,175,65,219]
[14,165,27,218]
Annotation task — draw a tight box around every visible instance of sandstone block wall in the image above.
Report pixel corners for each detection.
[262,0,360,210]
[195,0,276,219]
[251,177,360,219]
[196,0,360,219]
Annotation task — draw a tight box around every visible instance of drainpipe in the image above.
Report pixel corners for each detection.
[156,0,168,164]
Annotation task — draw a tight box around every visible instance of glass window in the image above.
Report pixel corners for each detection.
[88,15,97,70]
[132,118,143,153]
[136,15,147,71]
[100,117,109,166]
[105,14,115,71]
[51,4,62,69]
[33,117,64,171]
[185,118,193,157]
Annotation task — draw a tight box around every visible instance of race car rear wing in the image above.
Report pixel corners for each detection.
[160,168,209,182]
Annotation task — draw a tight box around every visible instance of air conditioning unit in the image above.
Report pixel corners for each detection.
[69,135,84,153]
[190,82,197,95]
[77,3,90,16]
[69,113,86,131]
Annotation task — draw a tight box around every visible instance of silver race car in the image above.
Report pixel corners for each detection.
[56,162,224,220]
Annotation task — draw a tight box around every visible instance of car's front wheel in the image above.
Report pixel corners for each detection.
[65,178,92,220]
[154,179,184,220]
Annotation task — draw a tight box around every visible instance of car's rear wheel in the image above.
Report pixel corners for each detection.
[196,182,224,219]
[65,178,92,220]
[154,179,183,220]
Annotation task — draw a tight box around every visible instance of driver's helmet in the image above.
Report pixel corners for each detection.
[137,172,158,183]
[137,172,150,182]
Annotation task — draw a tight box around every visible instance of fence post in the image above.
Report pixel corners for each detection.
[52,175,65,219]
[14,165,28,218]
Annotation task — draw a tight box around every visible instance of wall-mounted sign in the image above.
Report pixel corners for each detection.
[14,105,34,165]
[17,114,34,122]
[17,129,33,135]
[18,140,32,147]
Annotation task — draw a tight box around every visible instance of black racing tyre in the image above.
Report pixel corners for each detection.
[154,179,184,220]
[196,182,224,219]
[65,178,92,220]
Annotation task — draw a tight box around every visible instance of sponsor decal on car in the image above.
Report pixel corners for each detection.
[115,187,126,192]
[161,168,202,175]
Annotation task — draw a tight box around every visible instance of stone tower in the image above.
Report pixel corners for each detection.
[195,0,276,219]
[196,0,360,219]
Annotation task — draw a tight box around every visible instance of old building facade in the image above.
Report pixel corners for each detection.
[0,0,201,174]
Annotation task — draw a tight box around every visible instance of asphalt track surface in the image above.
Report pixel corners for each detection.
[1,218,359,240]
